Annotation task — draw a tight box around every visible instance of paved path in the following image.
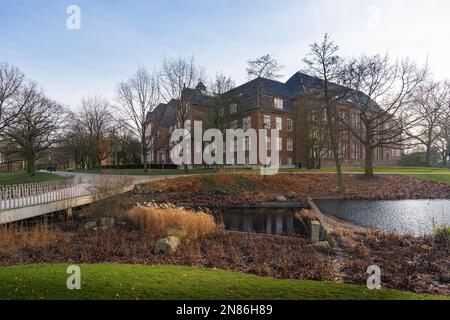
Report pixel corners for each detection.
[53,171,182,184]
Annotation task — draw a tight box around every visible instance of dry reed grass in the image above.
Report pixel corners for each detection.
[126,204,216,239]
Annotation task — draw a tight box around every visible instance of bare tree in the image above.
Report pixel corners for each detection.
[77,96,115,169]
[297,99,330,169]
[409,81,448,166]
[160,56,205,129]
[208,72,235,95]
[116,67,160,172]
[303,34,349,193]
[340,54,428,177]
[0,62,26,134]
[246,54,284,80]
[4,84,66,174]
[435,101,450,167]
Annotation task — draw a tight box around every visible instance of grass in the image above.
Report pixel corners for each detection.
[0,264,446,300]
[433,225,450,242]
[281,166,450,174]
[127,204,216,239]
[0,171,61,186]
[408,174,450,184]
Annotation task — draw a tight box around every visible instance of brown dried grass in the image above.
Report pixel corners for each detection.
[126,204,216,239]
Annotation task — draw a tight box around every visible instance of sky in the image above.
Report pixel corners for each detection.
[1,0,450,108]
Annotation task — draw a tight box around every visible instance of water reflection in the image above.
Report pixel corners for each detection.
[214,208,298,236]
[315,199,450,235]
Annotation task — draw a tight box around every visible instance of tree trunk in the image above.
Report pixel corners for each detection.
[425,143,432,167]
[27,155,36,175]
[326,107,345,193]
[143,143,148,173]
[365,144,375,178]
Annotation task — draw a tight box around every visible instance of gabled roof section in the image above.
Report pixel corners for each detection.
[147,101,177,127]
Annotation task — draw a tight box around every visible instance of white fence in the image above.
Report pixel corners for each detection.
[0,181,91,211]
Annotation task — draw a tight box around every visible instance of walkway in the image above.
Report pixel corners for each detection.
[0,171,182,224]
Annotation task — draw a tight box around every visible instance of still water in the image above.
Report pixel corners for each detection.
[213,208,299,236]
[315,199,450,235]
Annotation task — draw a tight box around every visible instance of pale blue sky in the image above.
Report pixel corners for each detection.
[1,0,449,107]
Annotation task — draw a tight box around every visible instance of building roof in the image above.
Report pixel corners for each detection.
[146,72,381,125]
[147,101,177,127]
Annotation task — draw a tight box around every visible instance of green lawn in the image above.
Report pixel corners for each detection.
[281,166,450,174]
[0,264,445,300]
[0,171,61,186]
[408,174,450,184]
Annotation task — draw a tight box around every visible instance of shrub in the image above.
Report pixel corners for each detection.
[126,204,216,239]
[84,175,134,219]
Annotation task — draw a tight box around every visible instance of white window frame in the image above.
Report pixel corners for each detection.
[287,138,293,152]
[275,117,282,130]
[242,116,251,130]
[274,97,284,110]
[287,119,293,132]
[263,115,271,129]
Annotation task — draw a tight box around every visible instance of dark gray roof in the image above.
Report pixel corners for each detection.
[225,77,302,100]
[147,101,177,127]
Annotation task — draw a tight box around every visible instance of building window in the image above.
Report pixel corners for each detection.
[230,103,237,114]
[287,157,293,166]
[275,117,282,130]
[352,113,360,130]
[274,97,284,110]
[287,119,293,132]
[263,115,271,129]
[242,116,251,130]
[376,147,382,160]
[265,136,271,151]
[287,138,293,152]
[351,143,360,160]
[230,120,238,129]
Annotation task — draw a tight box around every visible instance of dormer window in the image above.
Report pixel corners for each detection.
[230,103,238,114]
[274,97,284,110]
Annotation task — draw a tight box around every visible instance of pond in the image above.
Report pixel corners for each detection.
[314,199,450,235]
[211,208,300,236]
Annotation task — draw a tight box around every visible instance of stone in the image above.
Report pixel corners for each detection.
[84,221,97,230]
[313,241,331,249]
[154,236,181,254]
[311,220,321,243]
[286,191,297,199]
[166,227,187,239]
[275,195,287,202]
[100,217,115,228]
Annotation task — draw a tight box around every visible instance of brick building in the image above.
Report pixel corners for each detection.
[146,72,403,168]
